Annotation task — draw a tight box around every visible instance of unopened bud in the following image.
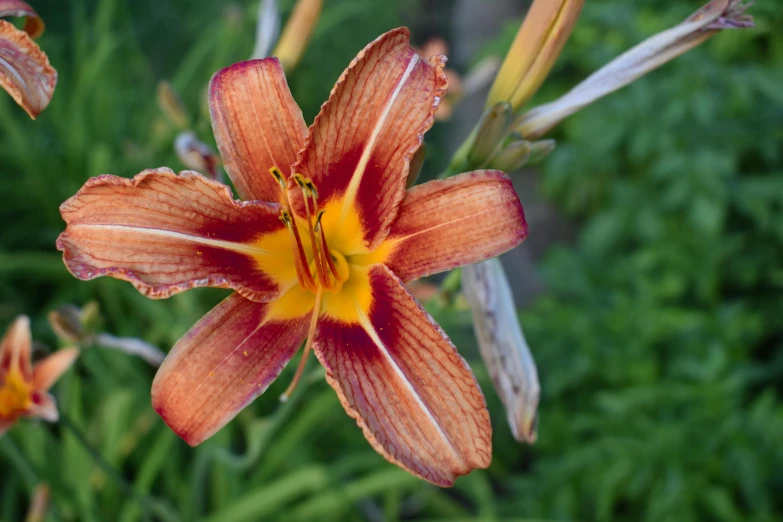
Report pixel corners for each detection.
[487,136,532,172]
[486,0,584,112]
[516,0,753,138]
[48,305,85,343]
[157,81,190,129]
[272,0,322,72]
[468,102,513,166]
[525,139,556,165]
[47,302,101,344]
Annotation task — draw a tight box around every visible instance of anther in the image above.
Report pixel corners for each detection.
[269,166,287,189]
[293,173,333,290]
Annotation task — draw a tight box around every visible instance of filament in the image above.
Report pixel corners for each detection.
[280,288,323,402]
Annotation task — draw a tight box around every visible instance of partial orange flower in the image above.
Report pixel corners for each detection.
[56,28,528,485]
[0,316,79,435]
[0,0,56,118]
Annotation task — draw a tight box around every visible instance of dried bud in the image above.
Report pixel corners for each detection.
[516,0,754,139]
[175,131,222,180]
[93,333,165,367]
[486,0,584,112]
[0,0,44,38]
[468,102,513,166]
[272,0,322,72]
[250,0,280,59]
[463,259,540,443]
[0,19,56,118]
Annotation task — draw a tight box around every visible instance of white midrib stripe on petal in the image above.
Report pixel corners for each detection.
[353,297,464,468]
[71,224,285,257]
[338,53,420,227]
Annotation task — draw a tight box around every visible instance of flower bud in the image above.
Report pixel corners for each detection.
[468,102,512,166]
[525,139,556,165]
[156,81,190,129]
[486,0,584,112]
[486,135,532,172]
[48,305,85,343]
[516,0,753,139]
[272,0,322,72]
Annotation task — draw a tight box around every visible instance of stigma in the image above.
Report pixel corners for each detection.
[269,167,349,293]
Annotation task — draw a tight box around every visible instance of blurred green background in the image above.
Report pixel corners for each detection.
[1,0,781,520]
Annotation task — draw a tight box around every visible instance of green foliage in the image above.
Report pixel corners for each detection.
[502,1,783,521]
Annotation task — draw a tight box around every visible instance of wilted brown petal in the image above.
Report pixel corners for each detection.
[0,20,56,118]
[516,0,754,139]
[462,258,539,443]
[0,0,43,38]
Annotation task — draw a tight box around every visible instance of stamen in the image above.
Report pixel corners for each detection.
[294,174,333,290]
[270,167,317,292]
[280,209,317,292]
[314,210,345,282]
[269,166,287,189]
[280,288,323,402]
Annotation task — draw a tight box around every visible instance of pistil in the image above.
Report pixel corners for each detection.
[280,287,323,402]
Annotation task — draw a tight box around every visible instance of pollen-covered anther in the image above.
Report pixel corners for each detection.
[293,174,334,290]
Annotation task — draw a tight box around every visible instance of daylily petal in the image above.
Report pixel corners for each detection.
[152,292,310,446]
[32,348,78,391]
[28,391,58,422]
[209,58,307,202]
[57,168,295,302]
[372,170,527,282]
[0,0,44,38]
[290,27,448,250]
[314,264,491,486]
[0,315,32,377]
[0,20,56,119]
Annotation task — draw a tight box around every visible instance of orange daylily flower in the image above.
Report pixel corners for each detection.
[0,316,79,435]
[56,28,528,485]
[0,0,57,118]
